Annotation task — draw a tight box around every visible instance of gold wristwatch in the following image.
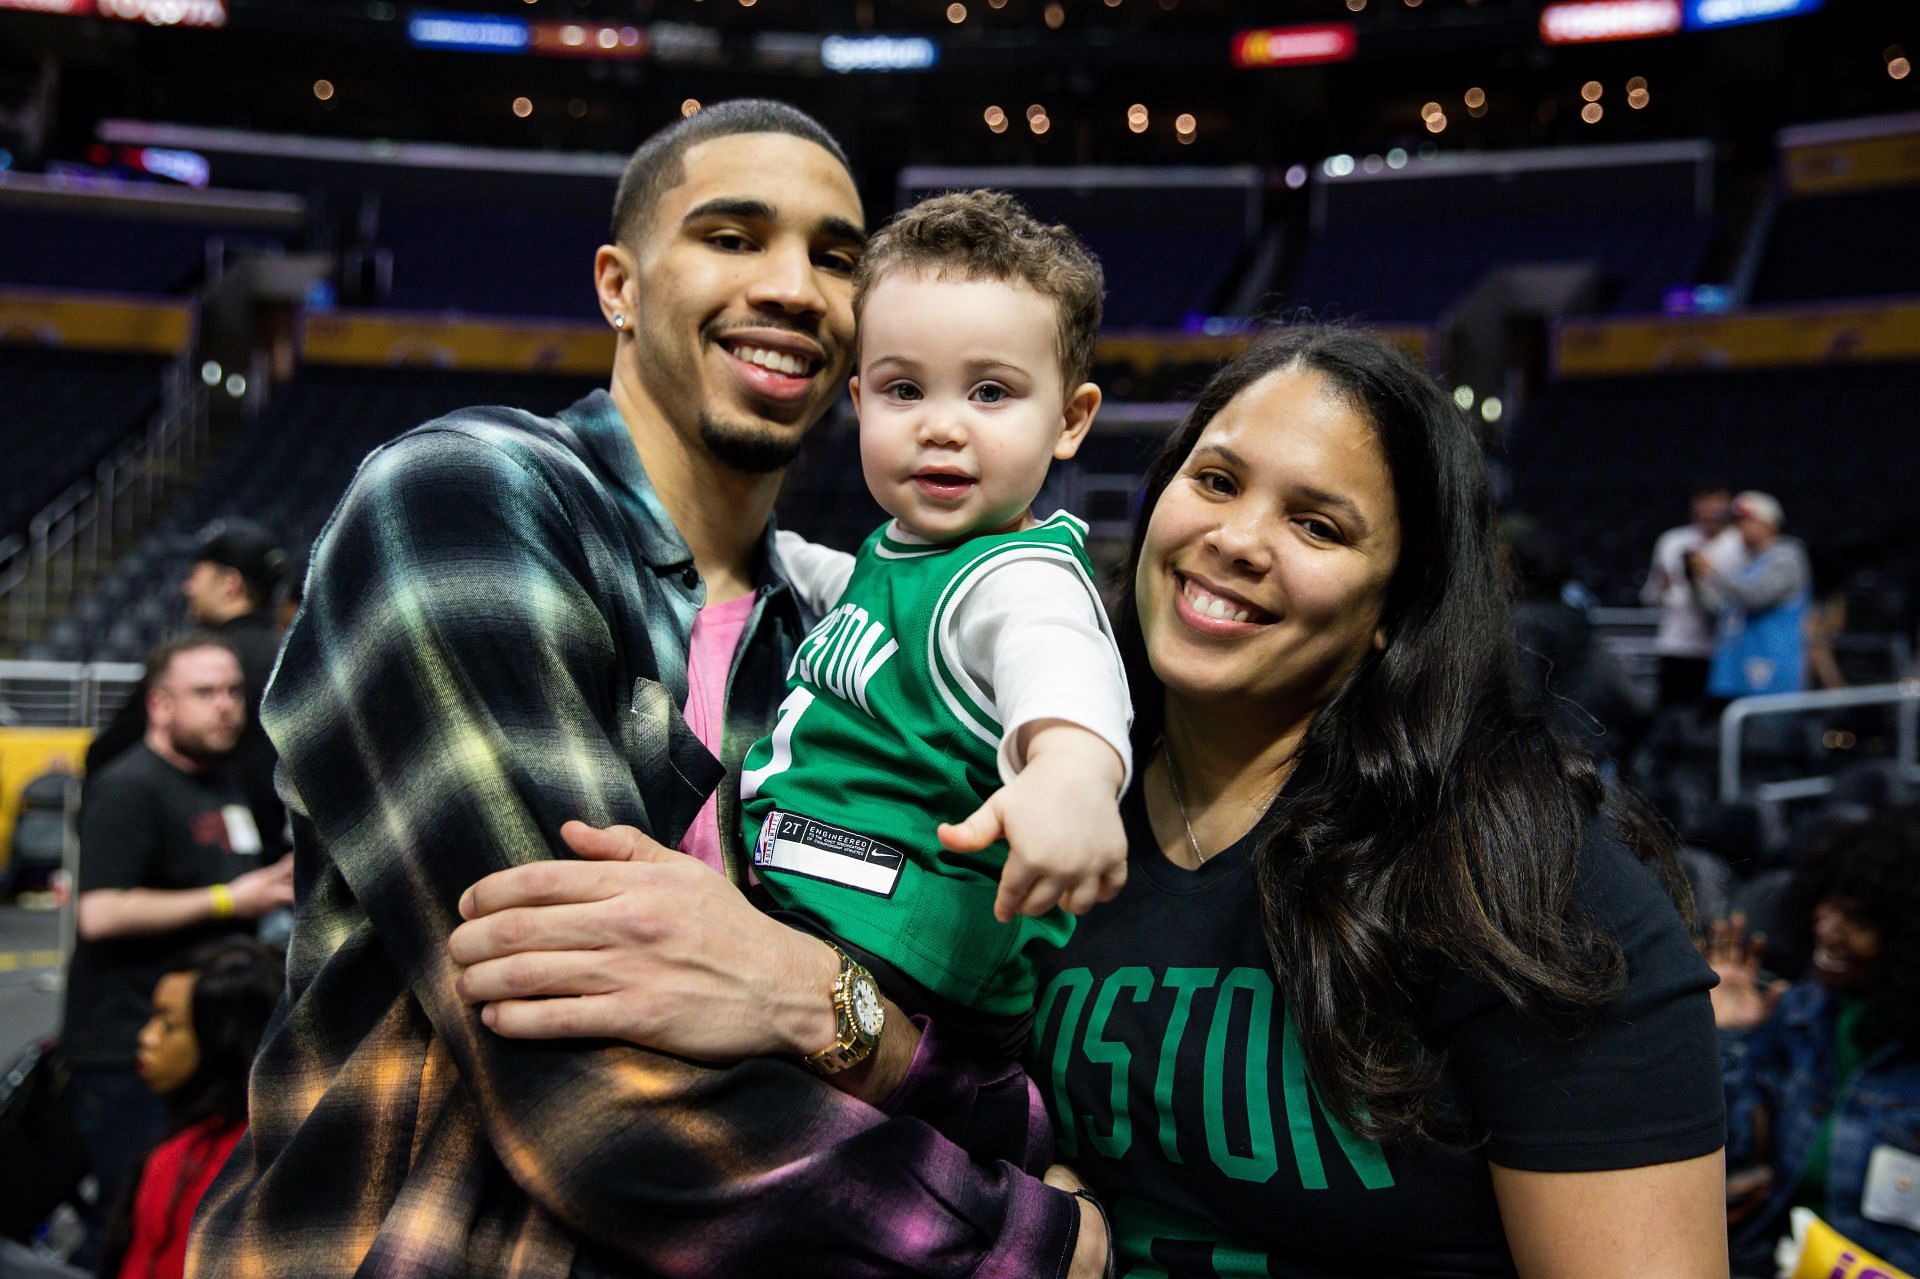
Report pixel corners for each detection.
[802,944,884,1076]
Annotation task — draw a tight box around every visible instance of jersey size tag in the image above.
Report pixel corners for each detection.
[221,804,263,856]
[753,810,905,898]
[1861,1143,1920,1233]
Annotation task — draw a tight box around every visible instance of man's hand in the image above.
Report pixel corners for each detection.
[938,722,1127,922]
[450,822,842,1062]
[228,854,295,919]
[1704,913,1788,1032]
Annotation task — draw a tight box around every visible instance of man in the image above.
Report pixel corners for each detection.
[191,101,1087,1279]
[1642,481,1746,709]
[62,636,295,1264]
[86,519,290,844]
[1693,490,1812,699]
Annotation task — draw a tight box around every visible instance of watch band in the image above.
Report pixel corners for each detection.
[802,943,881,1076]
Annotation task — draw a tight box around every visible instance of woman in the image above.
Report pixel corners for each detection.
[1712,807,1920,1277]
[451,328,1728,1277]
[97,940,283,1279]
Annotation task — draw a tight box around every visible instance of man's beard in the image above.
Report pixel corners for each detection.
[169,725,238,765]
[699,412,806,475]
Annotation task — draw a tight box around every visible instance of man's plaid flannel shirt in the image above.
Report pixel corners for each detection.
[187,391,1077,1279]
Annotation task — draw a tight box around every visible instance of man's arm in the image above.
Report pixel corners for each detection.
[1696,543,1808,613]
[77,856,292,941]
[73,768,290,941]
[272,427,1078,1279]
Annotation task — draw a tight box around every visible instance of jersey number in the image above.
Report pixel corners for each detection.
[740,686,814,801]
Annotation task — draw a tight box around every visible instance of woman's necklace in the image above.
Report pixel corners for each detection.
[1162,745,1211,867]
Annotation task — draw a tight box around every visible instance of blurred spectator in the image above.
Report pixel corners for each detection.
[1803,543,1851,692]
[95,940,283,1279]
[1502,514,1650,761]
[271,546,307,635]
[86,521,290,848]
[1694,491,1812,700]
[60,638,293,1267]
[1643,481,1746,709]
[1711,807,1920,1277]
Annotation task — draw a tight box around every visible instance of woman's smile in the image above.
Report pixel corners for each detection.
[1173,572,1276,632]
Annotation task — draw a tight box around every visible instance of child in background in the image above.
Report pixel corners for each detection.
[97,940,282,1279]
[743,190,1132,1067]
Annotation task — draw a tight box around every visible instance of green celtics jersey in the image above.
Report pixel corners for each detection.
[742,511,1107,1017]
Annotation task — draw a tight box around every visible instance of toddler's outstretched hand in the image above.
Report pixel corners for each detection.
[938,721,1128,922]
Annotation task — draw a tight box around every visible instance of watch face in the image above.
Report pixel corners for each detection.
[850,975,884,1039]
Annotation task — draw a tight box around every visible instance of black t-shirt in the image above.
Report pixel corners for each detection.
[62,744,263,1067]
[83,611,287,851]
[1029,790,1724,1278]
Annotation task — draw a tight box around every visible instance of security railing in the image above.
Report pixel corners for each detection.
[0,359,209,650]
[1718,680,1920,804]
[0,660,144,730]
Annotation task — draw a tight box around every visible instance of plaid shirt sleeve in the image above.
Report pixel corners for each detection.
[192,423,1078,1279]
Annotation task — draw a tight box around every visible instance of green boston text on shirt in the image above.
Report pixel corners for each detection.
[1032,963,1394,1188]
[1033,963,1394,1278]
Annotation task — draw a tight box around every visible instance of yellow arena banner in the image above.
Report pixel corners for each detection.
[0,727,90,872]
[1095,324,1431,373]
[1783,130,1920,197]
[300,310,614,376]
[1555,300,1920,377]
[0,288,194,355]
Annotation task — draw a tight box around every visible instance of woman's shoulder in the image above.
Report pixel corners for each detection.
[1425,811,1715,1042]
[1569,815,1701,961]
[1432,816,1727,1171]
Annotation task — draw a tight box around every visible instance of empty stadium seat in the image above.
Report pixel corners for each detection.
[1287,208,1713,323]
[1752,186,1920,303]
[0,347,170,541]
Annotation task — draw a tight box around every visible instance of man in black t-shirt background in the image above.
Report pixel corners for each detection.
[85,518,291,850]
[61,635,295,1265]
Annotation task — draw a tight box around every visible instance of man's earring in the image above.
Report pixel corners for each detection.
[611,314,627,330]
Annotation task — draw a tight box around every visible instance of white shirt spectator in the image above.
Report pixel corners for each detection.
[1642,524,1746,658]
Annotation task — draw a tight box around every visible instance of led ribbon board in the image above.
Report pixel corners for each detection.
[1231,23,1359,68]
[406,10,531,53]
[1539,0,1684,43]
[820,35,938,73]
[1684,0,1822,29]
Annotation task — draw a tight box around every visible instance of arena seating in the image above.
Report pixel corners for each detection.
[1750,185,1920,303]
[1287,208,1714,323]
[1508,362,1920,609]
[0,347,170,542]
[0,206,283,296]
[1079,228,1245,330]
[373,203,606,320]
[44,366,600,661]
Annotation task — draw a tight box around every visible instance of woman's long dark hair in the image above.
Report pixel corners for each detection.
[1116,326,1690,1146]
[96,939,283,1278]
[165,937,284,1131]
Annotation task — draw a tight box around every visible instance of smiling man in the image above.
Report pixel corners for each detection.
[187,102,1077,1279]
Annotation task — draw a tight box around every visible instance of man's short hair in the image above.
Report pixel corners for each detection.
[851,189,1105,390]
[609,99,850,249]
[145,633,238,689]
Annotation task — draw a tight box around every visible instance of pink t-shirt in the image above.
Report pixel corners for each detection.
[677,593,755,875]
